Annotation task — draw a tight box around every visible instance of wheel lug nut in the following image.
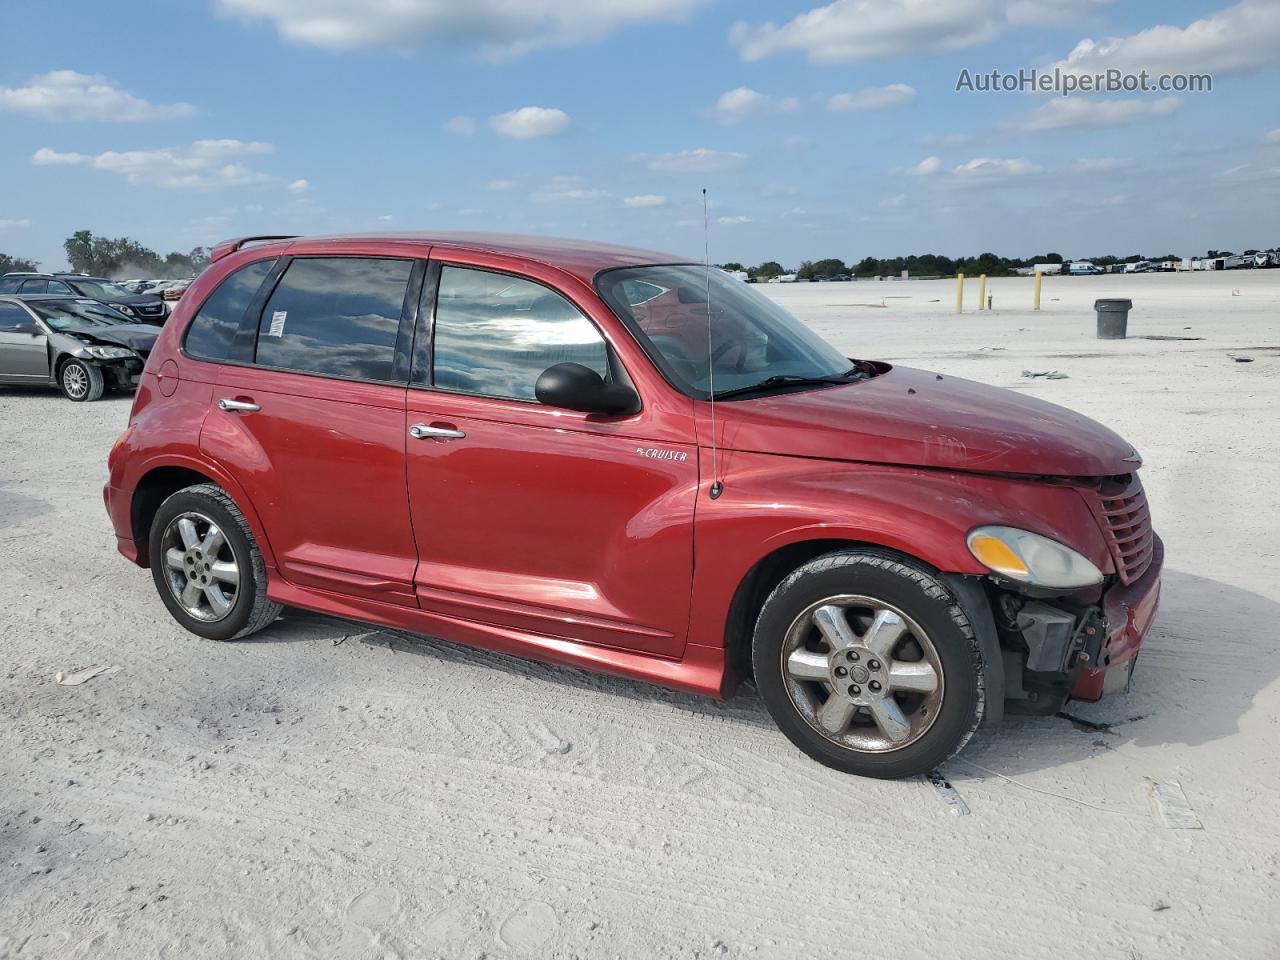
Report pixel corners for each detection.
[848,684,861,696]
[869,680,882,691]
[868,659,881,670]
[846,651,860,662]
[834,666,848,678]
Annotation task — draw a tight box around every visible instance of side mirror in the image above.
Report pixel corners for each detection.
[13,322,41,336]
[535,362,638,416]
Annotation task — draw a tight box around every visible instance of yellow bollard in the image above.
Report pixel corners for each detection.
[955,272,964,314]
[978,274,987,311]
[1033,270,1042,310]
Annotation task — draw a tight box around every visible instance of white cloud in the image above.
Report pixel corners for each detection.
[530,176,609,202]
[733,0,1007,63]
[1072,157,1128,173]
[1265,128,1280,144]
[0,70,198,122]
[215,0,709,59]
[1048,1,1280,78]
[487,178,518,190]
[879,193,905,208]
[489,106,571,139]
[623,194,668,207]
[947,157,1042,184]
[716,215,752,224]
[0,218,32,229]
[827,84,916,111]
[909,156,940,176]
[376,214,394,222]
[445,115,476,136]
[286,178,310,192]
[32,139,279,190]
[710,87,799,123]
[1014,96,1179,131]
[647,148,748,173]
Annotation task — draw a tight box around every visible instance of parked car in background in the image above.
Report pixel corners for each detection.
[0,294,158,401]
[103,231,1162,779]
[1068,261,1102,275]
[163,279,194,301]
[0,273,168,324]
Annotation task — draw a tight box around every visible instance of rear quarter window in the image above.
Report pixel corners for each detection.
[253,257,412,383]
[184,259,276,361]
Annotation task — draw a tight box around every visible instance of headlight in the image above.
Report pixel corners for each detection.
[82,345,134,360]
[115,303,135,315]
[966,525,1103,589]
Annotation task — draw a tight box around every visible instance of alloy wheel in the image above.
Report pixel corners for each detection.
[159,511,240,622]
[62,364,89,399]
[779,595,944,753]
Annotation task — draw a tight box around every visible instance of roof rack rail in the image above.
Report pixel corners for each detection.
[210,235,299,263]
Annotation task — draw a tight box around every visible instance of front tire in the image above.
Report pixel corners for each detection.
[753,550,984,779]
[148,483,281,641]
[59,360,104,402]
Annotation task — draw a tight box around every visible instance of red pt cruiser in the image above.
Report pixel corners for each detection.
[104,233,1162,778]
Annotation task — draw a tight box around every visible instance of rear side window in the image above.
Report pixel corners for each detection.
[185,259,275,361]
[47,280,73,294]
[254,257,411,383]
[431,266,608,400]
[19,279,47,294]
[0,278,20,294]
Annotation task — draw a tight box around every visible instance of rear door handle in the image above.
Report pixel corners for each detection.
[409,423,465,440]
[218,397,260,413]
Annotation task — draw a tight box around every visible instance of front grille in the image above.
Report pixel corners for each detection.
[136,303,164,315]
[1097,475,1154,584]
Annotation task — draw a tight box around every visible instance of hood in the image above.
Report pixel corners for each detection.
[715,364,1136,477]
[63,323,159,355]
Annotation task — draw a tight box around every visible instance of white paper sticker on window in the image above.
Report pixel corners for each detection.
[267,310,287,337]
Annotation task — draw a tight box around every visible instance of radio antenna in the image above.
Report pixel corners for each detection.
[702,187,723,500]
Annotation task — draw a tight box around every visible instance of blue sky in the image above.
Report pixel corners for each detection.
[2,0,1278,271]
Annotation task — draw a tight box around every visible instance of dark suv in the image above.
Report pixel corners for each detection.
[103,232,1162,779]
[0,273,168,324]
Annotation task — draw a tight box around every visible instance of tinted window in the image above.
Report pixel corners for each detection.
[19,279,47,294]
[254,257,411,382]
[0,278,21,294]
[185,259,275,361]
[431,266,607,400]
[0,303,31,330]
[46,280,73,294]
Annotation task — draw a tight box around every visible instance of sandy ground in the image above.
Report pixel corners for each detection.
[1,270,1278,959]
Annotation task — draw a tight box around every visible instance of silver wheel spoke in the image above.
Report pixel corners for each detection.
[786,649,830,681]
[812,604,857,649]
[868,698,911,743]
[887,661,939,695]
[862,609,907,658]
[204,585,232,614]
[165,548,187,570]
[177,518,201,550]
[818,696,856,733]
[209,560,239,587]
[180,580,203,609]
[201,526,225,557]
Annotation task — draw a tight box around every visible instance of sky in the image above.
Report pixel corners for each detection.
[1,0,1278,271]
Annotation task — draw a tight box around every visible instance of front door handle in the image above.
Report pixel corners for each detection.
[409,423,465,440]
[218,397,260,413]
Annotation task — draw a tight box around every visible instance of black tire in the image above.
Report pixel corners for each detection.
[753,550,985,779]
[148,483,281,641]
[59,359,104,402]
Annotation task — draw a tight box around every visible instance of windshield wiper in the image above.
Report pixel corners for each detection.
[711,366,866,401]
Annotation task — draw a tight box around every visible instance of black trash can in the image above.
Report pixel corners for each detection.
[1094,298,1132,340]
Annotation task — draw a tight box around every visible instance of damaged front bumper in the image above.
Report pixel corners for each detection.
[987,534,1163,711]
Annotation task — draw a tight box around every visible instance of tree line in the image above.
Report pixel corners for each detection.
[0,230,212,280]
[722,250,1212,281]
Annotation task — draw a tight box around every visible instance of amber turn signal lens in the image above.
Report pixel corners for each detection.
[967,533,1030,579]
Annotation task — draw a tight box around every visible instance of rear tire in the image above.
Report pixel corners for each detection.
[148,483,280,641]
[59,360,104,402]
[753,550,984,779]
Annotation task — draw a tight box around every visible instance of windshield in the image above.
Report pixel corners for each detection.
[597,265,852,398]
[30,299,134,330]
[67,279,134,300]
